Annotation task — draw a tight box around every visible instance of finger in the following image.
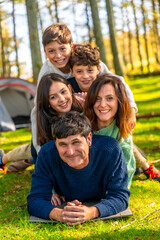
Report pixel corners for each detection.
[52,198,58,206]
[63,208,85,218]
[60,196,65,202]
[67,202,76,206]
[52,196,61,206]
[72,200,82,206]
[56,197,62,206]
[51,199,55,205]
[63,215,83,225]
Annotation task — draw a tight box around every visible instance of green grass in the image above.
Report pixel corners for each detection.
[0,75,160,239]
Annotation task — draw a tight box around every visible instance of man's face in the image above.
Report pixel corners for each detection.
[71,65,100,92]
[45,41,72,70]
[55,133,92,169]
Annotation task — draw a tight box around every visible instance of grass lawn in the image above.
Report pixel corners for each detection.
[0,75,160,239]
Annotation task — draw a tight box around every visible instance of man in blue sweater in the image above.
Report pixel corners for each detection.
[27,111,130,225]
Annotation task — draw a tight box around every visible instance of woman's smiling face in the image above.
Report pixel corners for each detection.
[93,83,118,129]
[49,81,72,114]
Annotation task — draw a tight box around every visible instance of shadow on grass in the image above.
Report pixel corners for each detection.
[136,97,160,104]
[133,127,160,136]
[129,76,160,87]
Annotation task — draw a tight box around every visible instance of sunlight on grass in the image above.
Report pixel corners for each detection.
[129,76,160,113]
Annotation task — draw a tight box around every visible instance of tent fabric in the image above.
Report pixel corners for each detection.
[0,97,16,132]
[0,77,36,131]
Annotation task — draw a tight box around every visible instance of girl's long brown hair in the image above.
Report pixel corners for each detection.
[36,73,82,146]
[84,74,132,140]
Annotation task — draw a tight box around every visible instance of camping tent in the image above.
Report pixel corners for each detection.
[0,77,36,132]
[0,97,16,132]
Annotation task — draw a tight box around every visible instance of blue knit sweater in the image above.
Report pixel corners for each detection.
[27,135,130,220]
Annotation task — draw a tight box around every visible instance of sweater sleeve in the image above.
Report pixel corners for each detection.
[120,136,136,189]
[94,144,130,218]
[99,61,138,111]
[27,147,56,219]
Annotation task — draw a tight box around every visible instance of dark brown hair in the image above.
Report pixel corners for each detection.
[36,73,82,146]
[52,111,91,140]
[69,43,100,69]
[84,74,132,139]
[42,23,72,47]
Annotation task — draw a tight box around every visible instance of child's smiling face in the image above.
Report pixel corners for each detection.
[71,64,100,92]
[45,41,72,71]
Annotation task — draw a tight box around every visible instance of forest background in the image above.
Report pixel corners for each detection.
[0,0,160,82]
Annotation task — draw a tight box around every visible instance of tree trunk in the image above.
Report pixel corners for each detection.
[85,0,93,43]
[0,7,6,76]
[126,5,134,71]
[151,0,160,64]
[25,0,42,83]
[120,2,127,68]
[46,0,54,22]
[35,0,44,33]
[71,0,78,43]
[88,0,107,66]
[141,0,150,73]
[12,0,20,77]
[105,0,123,76]
[54,0,59,22]
[136,112,160,119]
[131,0,143,72]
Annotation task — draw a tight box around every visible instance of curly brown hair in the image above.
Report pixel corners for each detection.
[69,43,100,69]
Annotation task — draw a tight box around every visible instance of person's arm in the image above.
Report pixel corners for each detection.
[94,144,130,218]
[120,136,136,189]
[30,66,46,154]
[31,106,41,154]
[27,146,57,219]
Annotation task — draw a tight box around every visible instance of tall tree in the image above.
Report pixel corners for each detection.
[120,2,127,67]
[131,0,143,72]
[0,6,6,76]
[88,0,107,66]
[46,0,59,23]
[25,0,42,83]
[54,0,59,22]
[85,0,93,43]
[125,3,134,71]
[71,0,78,43]
[151,0,160,63]
[141,0,150,72]
[11,0,20,77]
[105,0,123,76]
[35,0,44,33]
[46,0,54,22]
